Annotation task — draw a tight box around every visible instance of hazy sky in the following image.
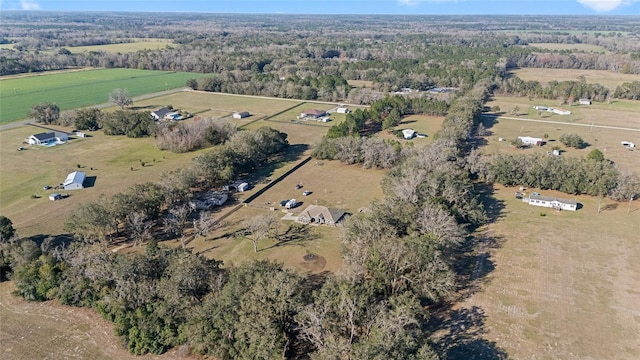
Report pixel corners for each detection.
[1,0,639,15]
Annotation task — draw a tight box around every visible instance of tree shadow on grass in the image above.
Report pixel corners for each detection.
[428,306,509,360]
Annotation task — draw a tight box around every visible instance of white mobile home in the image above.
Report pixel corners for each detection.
[518,136,544,146]
[525,194,577,211]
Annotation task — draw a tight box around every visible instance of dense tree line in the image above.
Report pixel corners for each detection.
[155,117,237,153]
[476,153,639,201]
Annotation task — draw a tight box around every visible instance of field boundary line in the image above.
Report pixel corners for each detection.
[483,114,640,132]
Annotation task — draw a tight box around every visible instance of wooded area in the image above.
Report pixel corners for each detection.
[1,12,639,360]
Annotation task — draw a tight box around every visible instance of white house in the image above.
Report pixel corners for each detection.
[300,109,327,119]
[518,136,544,146]
[549,107,571,115]
[297,205,346,226]
[525,194,577,211]
[336,107,350,114]
[578,98,592,105]
[151,107,172,120]
[402,129,416,139]
[63,171,85,190]
[189,191,228,210]
[233,111,250,119]
[28,131,69,145]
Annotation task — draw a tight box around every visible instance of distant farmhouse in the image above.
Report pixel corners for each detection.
[151,107,182,121]
[518,136,544,146]
[27,131,69,145]
[62,171,86,190]
[525,194,578,211]
[297,205,346,226]
[300,109,327,119]
[533,105,571,115]
[233,111,250,119]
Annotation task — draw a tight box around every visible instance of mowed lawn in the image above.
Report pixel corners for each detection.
[0,68,202,123]
[443,184,640,359]
[511,68,640,90]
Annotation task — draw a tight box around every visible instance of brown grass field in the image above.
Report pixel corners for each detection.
[0,282,194,360]
[511,68,640,90]
[435,184,640,359]
[347,80,374,88]
[484,96,640,173]
[527,42,609,53]
[67,39,175,54]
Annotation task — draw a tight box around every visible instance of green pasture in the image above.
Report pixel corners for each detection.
[0,68,201,124]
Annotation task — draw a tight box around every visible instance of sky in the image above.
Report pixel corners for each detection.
[1,0,639,15]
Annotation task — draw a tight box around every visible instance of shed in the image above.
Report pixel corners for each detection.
[233,111,250,119]
[336,107,350,114]
[224,180,250,192]
[402,129,416,139]
[63,171,85,190]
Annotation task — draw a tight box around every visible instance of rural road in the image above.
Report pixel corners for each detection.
[0,87,189,132]
[482,114,640,132]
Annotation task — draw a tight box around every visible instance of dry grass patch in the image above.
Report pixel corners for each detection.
[347,80,374,88]
[450,184,640,359]
[527,43,609,53]
[511,68,640,90]
[67,39,175,54]
[0,282,193,360]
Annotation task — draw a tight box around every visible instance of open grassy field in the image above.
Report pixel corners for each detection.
[528,42,609,53]
[511,68,640,90]
[67,39,174,54]
[484,96,640,173]
[0,282,194,360]
[0,124,206,237]
[0,68,201,124]
[438,184,640,359]
[347,79,374,88]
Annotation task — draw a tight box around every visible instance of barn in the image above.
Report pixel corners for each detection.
[63,171,86,190]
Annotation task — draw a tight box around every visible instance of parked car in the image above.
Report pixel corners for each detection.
[302,190,311,196]
[43,185,52,190]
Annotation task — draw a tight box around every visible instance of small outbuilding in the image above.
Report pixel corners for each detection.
[224,180,250,192]
[336,107,350,114]
[233,111,250,119]
[578,98,592,105]
[402,129,416,139]
[49,193,63,201]
[63,171,86,190]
